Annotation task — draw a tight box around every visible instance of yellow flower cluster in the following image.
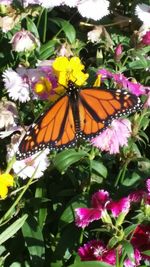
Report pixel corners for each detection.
[52,56,89,87]
[0,173,14,199]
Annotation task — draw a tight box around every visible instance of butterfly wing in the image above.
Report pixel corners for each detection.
[78,88,141,138]
[16,95,76,160]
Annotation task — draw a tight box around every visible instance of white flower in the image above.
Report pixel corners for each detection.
[2,68,30,102]
[39,0,63,8]
[77,0,109,21]
[13,149,50,179]
[135,4,150,27]
[87,26,104,43]
[10,29,40,53]
[63,0,78,7]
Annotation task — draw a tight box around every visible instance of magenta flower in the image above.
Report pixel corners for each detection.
[107,197,130,217]
[114,44,123,62]
[75,190,109,228]
[75,208,102,228]
[97,69,147,96]
[129,190,146,203]
[78,240,116,265]
[124,248,141,267]
[91,118,131,154]
[146,178,150,193]
[131,224,150,261]
[142,31,150,45]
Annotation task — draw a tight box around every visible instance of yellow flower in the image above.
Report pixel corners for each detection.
[52,56,89,87]
[0,173,14,199]
[93,74,102,87]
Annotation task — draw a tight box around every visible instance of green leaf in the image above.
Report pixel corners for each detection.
[26,17,39,38]
[91,160,107,178]
[39,39,57,60]
[121,240,134,263]
[60,196,87,224]
[0,214,28,245]
[22,215,45,267]
[124,224,138,238]
[50,18,76,43]
[53,149,88,172]
[69,261,114,267]
[127,57,150,69]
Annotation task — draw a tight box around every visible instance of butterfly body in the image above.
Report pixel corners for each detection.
[16,82,142,160]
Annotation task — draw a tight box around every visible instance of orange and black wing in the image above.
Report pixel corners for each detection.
[16,95,76,160]
[78,88,141,138]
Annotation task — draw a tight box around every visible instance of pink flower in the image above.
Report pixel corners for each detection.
[10,29,40,53]
[78,240,116,265]
[75,190,109,228]
[144,92,150,107]
[146,178,150,193]
[97,69,147,96]
[114,44,123,61]
[91,118,131,154]
[142,31,150,45]
[131,224,150,261]
[124,249,141,267]
[107,197,130,217]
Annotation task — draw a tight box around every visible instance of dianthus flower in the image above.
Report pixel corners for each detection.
[124,248,141,267]
[142,31,150,45]
[2,68,30,103]
[52,56,89,87]
[0,173,14,199]
[131,224,150,261]
[0,100,18,129]
[91,118,132,154]
[75,190,110,228]
[107,197,130,217]
[78,240,116,265]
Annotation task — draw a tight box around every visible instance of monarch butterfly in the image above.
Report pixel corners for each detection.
[16,81,142,160]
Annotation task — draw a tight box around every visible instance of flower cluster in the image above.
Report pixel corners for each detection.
[75,179,150,266]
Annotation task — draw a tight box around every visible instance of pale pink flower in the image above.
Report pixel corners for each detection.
[0,15,15,33]
[144,92,150,108]
[91,119,132,154]
[10,29,40,53]
[107,197,130,217]
[0,100,18,130]
[2,68,30,102]
[87,26,104,43]
[0,0,13,4]
[78,240,116,265]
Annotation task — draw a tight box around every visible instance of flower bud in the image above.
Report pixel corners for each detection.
[142,31,150,45]
[114,44,122,62]
[10,29,40,53]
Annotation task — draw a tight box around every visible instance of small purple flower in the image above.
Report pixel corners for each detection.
[78,240,116,265]
[91,118,131,154]
[142,31,150,45]
[107,197,130,217]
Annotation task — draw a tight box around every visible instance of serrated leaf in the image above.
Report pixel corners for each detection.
[0,214,28,245]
